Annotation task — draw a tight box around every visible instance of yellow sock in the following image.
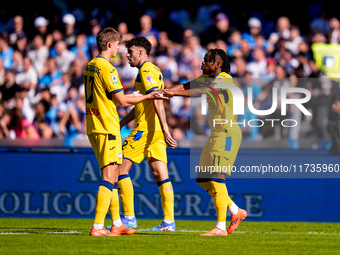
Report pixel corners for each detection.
[210,179,229,222]
[118,174,135,216]
[157,178,174,222]
[94,180,114,224]
[108,183,120,221]
[197,179,214,197]
[198,179,234,208]
[228,198,235,208]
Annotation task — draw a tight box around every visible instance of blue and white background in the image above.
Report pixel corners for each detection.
[0,148,340,222]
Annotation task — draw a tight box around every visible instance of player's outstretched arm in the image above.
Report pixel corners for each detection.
[153,99,177,149]
[162,87,206,98]
[113,90,168,108]
[120,108,135,130]
[167,79,201,92]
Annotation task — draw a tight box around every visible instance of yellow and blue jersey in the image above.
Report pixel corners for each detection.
[133,61,164,131]
[197,72,241,137]
[84,56,123,135]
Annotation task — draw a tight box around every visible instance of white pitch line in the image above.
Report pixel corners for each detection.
[0,230,339,235]
[0,230,85,235]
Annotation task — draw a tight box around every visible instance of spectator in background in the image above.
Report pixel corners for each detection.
[8,15,26,47]
[15,88,35,123]
[34,99,49,122]
[116,50,138,91]
[59,101,82,146]
[27,34,49,78]
[215,40,227,52]
[15,56,38,97]
[117,22,134,42]
[0,69,20,105]
[136,15,159,48]
[71,32,90,65]
[297,52,311,77]
[186,35,207,60]
[177,36,203,82]
[177,97,190,120]
[34,16,53,47]
[227,29,242,58]
[262,58,277,80]
[14,34,28,56]
[282,50,299,75]
[232,57,247,78]
[87,19,101,53]
[9,107,39,139]
[285,25,303,55]
[240,39,252,62]
[45,94,58,125]
[49,29,64,56]
[254,34,274,55]
[69,59,84,89]
[329,17,340,43]
[269,16,291,45]
[201,12,229,46]
[62,14,77,49]
[54,40,76,74]
[0,34,14,70]
[38,57,62,89]
[11,50,24,73]
[50,72,72,103]
[246,47,267,77]
[242,17,262,49]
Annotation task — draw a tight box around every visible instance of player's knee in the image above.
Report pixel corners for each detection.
[151,170,160,180]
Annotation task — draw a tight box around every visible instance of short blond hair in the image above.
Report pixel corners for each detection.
[96,27,122,52]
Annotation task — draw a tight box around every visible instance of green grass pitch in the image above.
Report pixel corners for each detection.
[1,219,340,255]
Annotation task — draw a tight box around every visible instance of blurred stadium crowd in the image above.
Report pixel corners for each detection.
[0,0,340,149]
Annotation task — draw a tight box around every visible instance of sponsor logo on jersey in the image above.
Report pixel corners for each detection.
[85,65,101,75]
[86,108,100,116]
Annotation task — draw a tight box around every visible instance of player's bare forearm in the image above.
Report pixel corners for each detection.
[168,84,185,92]
[153,99,168,131]
[153,99,177,148]
[168,80,199,92]
[164,88,204,98]
[120,108,135,129]
[113,91,167,108]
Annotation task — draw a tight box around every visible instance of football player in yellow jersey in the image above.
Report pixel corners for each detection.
[113,36,178,232]
[163,49,247,236]
[86,28,166,236]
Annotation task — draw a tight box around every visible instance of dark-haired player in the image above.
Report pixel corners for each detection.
[163,48,247,236]
[109,36,177,231]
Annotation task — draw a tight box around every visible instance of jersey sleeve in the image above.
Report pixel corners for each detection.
[102,67,124,94]
[140,67,161,94]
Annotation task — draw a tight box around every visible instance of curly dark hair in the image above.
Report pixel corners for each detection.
[208,48,230,73]
[125,36,152,55]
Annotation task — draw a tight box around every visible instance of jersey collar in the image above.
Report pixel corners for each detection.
[96,56,108,61]
[213,72,221,78]
[138,61,148,69]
